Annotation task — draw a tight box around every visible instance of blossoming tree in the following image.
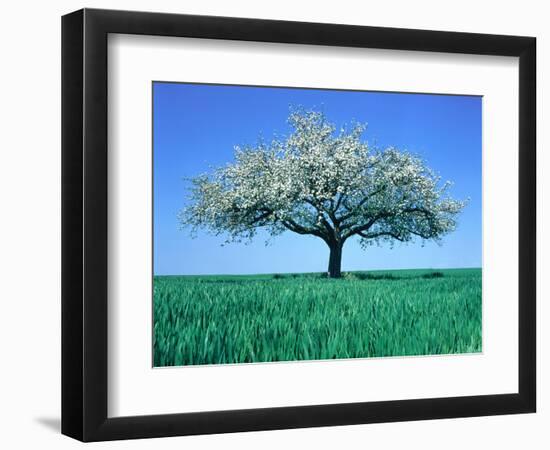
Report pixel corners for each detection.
[179,109,466,278]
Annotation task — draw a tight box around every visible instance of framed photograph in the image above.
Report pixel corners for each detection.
[61,8,536,442]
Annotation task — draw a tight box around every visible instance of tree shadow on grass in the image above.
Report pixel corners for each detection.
[163,271,446,283]
[349,271,445,281]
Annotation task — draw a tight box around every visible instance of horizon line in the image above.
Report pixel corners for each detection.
[154,266,482,277]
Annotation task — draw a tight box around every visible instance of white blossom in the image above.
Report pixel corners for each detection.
[179,109,467,277]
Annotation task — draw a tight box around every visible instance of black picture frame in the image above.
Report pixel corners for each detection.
[61,8,536,442]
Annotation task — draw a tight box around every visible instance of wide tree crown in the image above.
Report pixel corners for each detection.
[179,109,466,248]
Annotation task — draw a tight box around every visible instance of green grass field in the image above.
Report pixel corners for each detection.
[153,268,482,367]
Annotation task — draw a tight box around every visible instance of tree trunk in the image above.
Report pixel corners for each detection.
[327,242,343,278]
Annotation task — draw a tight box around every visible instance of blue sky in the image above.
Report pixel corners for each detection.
[153,82,481,275]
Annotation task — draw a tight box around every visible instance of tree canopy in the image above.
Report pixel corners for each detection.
[179,109,466,278]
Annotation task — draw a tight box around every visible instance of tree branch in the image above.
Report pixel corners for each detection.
[357,230,404,241]
[343,212,391,239]
[333,193,346,215]
[278,216,329,242]
[339,186,387,223]
[248,209,272,225]
[303,198,335,236]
